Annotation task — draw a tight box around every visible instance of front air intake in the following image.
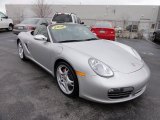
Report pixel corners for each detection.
[108,87,134,99]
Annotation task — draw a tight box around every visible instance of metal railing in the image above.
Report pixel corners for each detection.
[12,17,159,40]
[82,19,158,40]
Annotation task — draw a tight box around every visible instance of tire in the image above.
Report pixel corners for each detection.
[8,24,13,31]
[17,41,27,60]
[55,61,79,97]
[152,33,157,42]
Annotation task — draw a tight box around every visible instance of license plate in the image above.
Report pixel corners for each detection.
[99,30,105,33]
[18,27,23,30]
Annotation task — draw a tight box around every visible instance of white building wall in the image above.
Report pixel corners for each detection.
[5,4,159,25]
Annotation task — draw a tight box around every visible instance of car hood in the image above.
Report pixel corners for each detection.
[62,40,144,74]
[15,24,36,27]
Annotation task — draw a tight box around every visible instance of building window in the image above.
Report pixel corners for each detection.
[158,22,160,29]
[151,24,155,29]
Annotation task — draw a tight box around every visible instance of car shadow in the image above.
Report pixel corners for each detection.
[23,58,146,109]
[153,41,160,46]
[23,59,56,84]
[0,29,10,33]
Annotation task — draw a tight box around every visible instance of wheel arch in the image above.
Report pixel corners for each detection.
[53,58,79,97]
[9,23,13,26]
[54,58,76,75]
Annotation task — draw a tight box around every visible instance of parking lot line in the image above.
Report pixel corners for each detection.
[145,39,160,48]
[6,39,16,42]
[141,52,154,56]
[0,46,17,55]
[0,36,16,40]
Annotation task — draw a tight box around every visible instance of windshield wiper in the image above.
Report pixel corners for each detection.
[83,38,98,41]
[58,40,84,43]
[58,38,98,43]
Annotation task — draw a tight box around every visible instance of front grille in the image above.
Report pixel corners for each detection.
[108,87,134,99]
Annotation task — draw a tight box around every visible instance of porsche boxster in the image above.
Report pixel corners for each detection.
[17,23,150,103]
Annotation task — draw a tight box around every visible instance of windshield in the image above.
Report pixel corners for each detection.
[49,24,98,42]
[21,18,40,24]
[52,14,72,23]
[94,22,113,28]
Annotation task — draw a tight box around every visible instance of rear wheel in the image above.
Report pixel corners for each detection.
[55,62,79,97]
[17,41,27,60]
[8,24,13,31]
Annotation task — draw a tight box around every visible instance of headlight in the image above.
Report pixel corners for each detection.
[132,49,142,61]
[88,58,114,77]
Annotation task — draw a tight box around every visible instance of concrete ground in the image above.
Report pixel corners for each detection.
[0,31,160,120]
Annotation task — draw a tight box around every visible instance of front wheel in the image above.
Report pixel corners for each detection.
[17,41,27,60]
[55,62,79,97]
[152,33,157,42]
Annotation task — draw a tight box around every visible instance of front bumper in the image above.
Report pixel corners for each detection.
[13,29,27,35]
[97,34,115,41]
[78,63,150,103]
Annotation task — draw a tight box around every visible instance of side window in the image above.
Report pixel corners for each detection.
[0,12,6,18]
[34,25,49,40]
[158,21,160,29]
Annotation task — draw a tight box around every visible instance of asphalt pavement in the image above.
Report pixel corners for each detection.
[0,31,160,120]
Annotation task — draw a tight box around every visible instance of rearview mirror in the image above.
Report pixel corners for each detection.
[34,35,47,41]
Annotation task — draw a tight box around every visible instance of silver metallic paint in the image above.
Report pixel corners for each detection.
[18,25,150,103]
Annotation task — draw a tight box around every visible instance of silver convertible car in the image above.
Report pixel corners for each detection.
[17,23,150,103]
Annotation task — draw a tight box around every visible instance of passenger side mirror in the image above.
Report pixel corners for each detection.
[80,22,84,24]
[34,35,47,41]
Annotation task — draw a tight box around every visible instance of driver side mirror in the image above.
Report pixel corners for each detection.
[34,35,47,41]
[2,16,8,19]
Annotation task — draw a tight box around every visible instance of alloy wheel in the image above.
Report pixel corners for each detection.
[8,25,13,31]
[18,42,24,59]
[56,65,74,94]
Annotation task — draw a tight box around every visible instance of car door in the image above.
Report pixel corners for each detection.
[0,12,7,28]
[28,25,52,70]
[72,15,78,24]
